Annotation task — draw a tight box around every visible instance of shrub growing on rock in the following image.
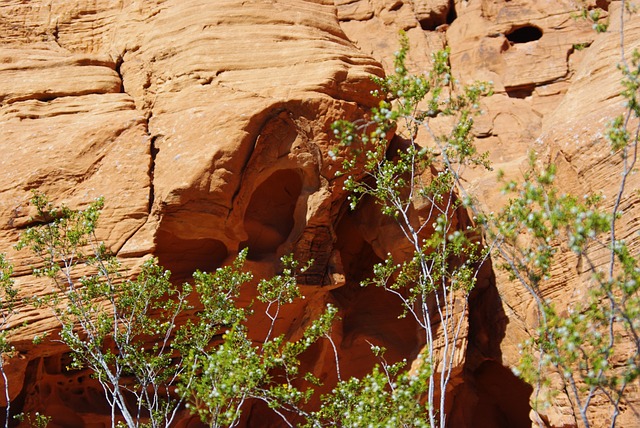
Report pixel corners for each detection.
[14,193,335,428]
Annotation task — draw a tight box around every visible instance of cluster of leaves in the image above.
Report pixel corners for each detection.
[0,254,18,428]
[330,32,492,428]
[13,412,51,428]
[175,253,337,427]
[575,7,609,34]
[486,8,640,425]
[490,154,639,427]
[330,16,640,428]
[15,195,187,428]
[305,347,431,428]
[12,193,335,428]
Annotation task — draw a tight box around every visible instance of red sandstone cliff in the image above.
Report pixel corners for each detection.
[0,1,638,427]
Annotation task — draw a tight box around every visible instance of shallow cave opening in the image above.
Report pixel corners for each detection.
[155,231,228,279]
[506,25,543,44]
[241,169,302,259]
[331,208,423,380]
[418,0,457,31]
[506,85,535,99]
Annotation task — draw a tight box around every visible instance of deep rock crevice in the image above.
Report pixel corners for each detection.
[148,135,158,215]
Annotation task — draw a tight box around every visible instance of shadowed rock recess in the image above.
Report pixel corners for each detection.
[0,0,638,427]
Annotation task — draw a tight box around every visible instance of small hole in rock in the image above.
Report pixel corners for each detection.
[506,25,543,44]
[506,85,535,99]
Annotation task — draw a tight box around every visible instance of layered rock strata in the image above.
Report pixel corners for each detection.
[0,0,637,427]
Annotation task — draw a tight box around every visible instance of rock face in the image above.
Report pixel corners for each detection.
[0,0,638,427]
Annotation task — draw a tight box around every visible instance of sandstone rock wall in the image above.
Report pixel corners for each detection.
[0,0,637,427]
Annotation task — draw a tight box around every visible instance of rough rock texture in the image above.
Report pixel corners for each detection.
[0,0,638,427]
